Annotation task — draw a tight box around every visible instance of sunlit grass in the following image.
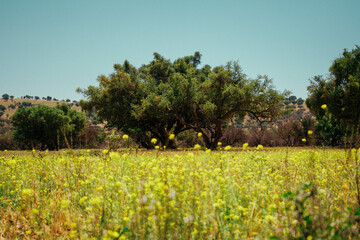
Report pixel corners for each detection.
[0,148,359,239]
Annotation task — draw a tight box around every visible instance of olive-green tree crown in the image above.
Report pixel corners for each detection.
[12,104,85,150]
[78,52,285,149]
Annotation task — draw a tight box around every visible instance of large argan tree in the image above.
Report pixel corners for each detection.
[78,52,285,149]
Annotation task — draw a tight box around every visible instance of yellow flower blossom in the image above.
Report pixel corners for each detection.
[194,144,201,150]
[169,134,175,140]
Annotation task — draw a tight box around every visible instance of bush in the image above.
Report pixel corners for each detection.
[21,102,32,107]
[220,128,247,146]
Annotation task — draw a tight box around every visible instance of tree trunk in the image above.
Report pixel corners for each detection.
[202,123,223,150]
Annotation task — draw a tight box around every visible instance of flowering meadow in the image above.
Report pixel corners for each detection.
[1,148,360,239]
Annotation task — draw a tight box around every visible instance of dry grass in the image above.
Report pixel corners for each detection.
[0,99,81,120]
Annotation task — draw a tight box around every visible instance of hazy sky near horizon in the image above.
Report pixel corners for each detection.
[1,0,359,101]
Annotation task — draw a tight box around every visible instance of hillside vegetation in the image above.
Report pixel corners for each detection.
[0,98,81,120]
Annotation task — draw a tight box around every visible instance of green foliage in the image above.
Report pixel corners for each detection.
[173,62,285,149]
[296,97,304,105]
[307,46,360,145]
[79,52,285,149]
[288,95,297,102]
[315,112,345,146]
[277,184,360,239]
[21,102,32,107]
[2,94,9,101]
[11,104,85,150]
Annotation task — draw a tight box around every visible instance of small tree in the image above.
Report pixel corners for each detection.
[12,104,85,150]
[296,98,305,106]
[288,95,297,102]
[0,105,6,112]
[2,94,9,101]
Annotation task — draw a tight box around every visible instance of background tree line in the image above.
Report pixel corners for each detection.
[1,46,359,150]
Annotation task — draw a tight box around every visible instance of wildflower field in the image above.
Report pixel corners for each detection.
[1,148,360,239]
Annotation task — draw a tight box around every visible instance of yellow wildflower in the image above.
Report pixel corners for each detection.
[169,134,175,140]
[194,144,201,150]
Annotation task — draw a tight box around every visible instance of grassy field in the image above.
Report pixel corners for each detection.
[1,148,360,239]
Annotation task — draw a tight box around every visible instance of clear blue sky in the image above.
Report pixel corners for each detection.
[1,0,359,101]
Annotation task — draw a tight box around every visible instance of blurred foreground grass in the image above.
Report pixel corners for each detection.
[1,148,359,239]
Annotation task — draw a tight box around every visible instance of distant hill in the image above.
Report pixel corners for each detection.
[0,98,82,120]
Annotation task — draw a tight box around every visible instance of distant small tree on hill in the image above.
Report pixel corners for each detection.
[2,94,9,101]
[288,95,297,102]
[296,98,304,105]
[21,102,32,107]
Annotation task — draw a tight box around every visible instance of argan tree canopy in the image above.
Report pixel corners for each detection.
[78,52,285,149]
